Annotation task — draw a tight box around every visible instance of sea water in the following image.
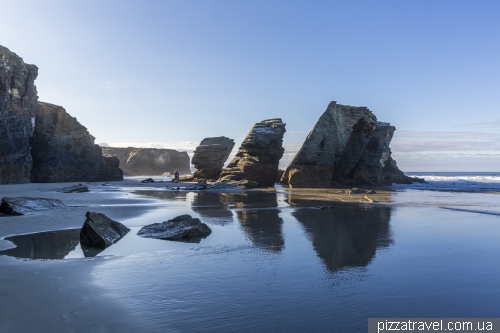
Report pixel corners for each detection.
[1,176,499,332]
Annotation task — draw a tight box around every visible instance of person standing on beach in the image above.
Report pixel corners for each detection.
[174,171,180,182]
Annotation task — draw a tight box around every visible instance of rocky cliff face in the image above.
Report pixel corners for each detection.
[0,46,38,183]
[0,45,122,184]
[101,147,191,176]
[281,102,415,187]
[218,118,286,188]
[191,136,234,181]
[30,102,123,182]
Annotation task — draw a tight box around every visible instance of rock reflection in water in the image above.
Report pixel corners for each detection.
[230,192,284,252]
[0,229,81,259]
[292,205,393,272]
[133,190,188,201]
[190,192,233,224]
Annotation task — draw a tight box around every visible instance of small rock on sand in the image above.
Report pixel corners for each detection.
[0,197,67,215]
[137,214,211,240]
[80,212,130,248]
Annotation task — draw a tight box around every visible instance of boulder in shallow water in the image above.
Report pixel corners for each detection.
[0,197,66,215]
[56,183,89,193]
[137,214,211,240]
[80,212,130,248]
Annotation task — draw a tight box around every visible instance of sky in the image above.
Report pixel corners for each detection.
[2,0,499,171]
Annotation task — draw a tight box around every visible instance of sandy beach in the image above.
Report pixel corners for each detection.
[1,179,499,332]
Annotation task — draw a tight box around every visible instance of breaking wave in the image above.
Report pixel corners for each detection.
[396,172,500,192]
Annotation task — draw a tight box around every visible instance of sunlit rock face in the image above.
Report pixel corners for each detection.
[0,45,38,183]
[218,118,286,188]
[101,147,191,176]
[281,101,414,188]
[30,102,123,182]
[192,136,234,181]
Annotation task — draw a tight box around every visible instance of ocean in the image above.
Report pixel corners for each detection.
[399,172,500,192]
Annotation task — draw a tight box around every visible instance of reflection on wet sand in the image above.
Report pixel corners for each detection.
[292,205,393,272]
[230,192,284,252]
[190,192,233,223]
[133,190,188,201]
[0,229,81,259]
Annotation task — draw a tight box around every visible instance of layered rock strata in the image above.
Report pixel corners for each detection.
[191,136,234,181]
[281,101,415,187]
[217,118,286,188]
[0,46,38,183]
[101,147,191,176]
[0,45,122,183]
[30,102,123,182]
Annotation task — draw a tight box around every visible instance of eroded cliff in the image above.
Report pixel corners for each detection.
[101,147,191,176]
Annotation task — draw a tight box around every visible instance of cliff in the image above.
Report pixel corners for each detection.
[0,45,122,183]
[101,147,191,176]
[0,46,38,183]
[281,101,417,187]
[31,102,123,182]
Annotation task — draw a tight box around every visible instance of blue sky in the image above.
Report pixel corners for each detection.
[2,0,499,171]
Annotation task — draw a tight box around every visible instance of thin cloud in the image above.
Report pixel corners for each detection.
[464,119,500,128]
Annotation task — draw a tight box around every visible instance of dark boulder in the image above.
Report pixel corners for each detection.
[137,214,211,240]
[0,196,66,215]
[79,212,130,248]
[56,183,89,193]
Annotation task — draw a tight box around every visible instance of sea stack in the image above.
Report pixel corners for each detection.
[218,118,286,188]
[191,136,234,181]
[281,101,415,187]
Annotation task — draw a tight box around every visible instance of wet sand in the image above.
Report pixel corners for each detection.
[1,179,499,332]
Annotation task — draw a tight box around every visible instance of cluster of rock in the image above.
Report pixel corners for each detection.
[191,136,234,181]
[217,118,286,188]
[101,147,191,176]
[0,45,122,184]
[281,102,419,187]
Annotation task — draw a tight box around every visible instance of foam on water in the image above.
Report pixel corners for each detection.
[396,172,500,192]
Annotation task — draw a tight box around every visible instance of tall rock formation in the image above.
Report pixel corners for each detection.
[31,102,123,182]
[0,45,122,183]
[281,101,415,188]
[0,46,38,183]
[101,147,191,176]
[191,136,234,181]
[217,118,286,188]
